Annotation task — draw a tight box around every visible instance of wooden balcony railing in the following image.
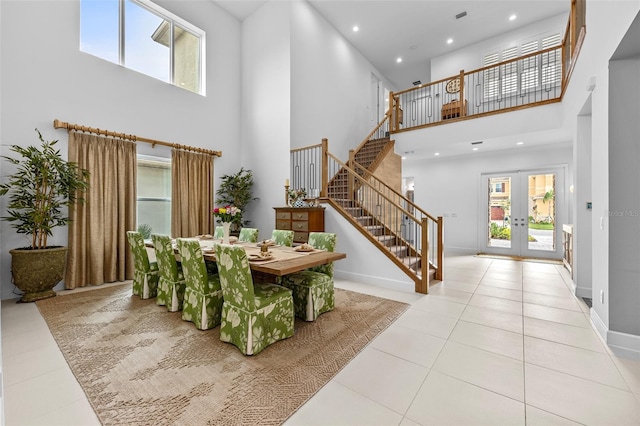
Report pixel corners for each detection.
[389,0,586,133]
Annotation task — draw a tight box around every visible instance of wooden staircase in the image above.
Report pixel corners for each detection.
[290,115,443,293]
[325,135,438,288]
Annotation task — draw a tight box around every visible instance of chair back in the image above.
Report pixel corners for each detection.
[238,227,259,243]
[152,234,180,281]
[126,231,151,272]
[214,244,256,311]
[271,229,294,247]
[176,239,209,293]
[213,226,224,239]
[308,232,337,278]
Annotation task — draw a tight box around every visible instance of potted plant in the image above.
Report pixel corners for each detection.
[215,167,257,233]
[0,129,90,302]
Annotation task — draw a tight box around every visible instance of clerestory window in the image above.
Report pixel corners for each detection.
[80,0,205,95]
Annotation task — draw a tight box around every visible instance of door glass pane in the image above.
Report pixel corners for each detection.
[125,0,170,83]
[488,177,511,248]
[527,173,555,251]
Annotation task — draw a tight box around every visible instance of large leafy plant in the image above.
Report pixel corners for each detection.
[215,167,257,230]
[0,129,90,249]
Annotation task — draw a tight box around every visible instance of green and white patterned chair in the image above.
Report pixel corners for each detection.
[213,226,224,239]
[126,231,159,299]
[152,234,186,312]
[214,244,294,355]
[271,229,294,247]
[238,227,259,243]
[281,232,336,321]
[176,238,224,330]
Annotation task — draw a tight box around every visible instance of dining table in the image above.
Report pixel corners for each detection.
[147,237,346,282]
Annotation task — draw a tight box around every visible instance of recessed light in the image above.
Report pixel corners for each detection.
[447,38,453,44]
[396,57,403,63]
[352,25,359,32]
[434,152,440,156]
[517,141,524,145]
[509,14,517,21]
[401,156,407,160]
[472,147,479,151]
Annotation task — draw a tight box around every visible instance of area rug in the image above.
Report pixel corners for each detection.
[36,283,408,425]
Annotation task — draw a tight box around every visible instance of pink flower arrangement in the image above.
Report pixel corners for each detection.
[213,205,241,223]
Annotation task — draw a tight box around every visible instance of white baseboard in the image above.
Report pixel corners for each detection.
[574,285,592,299]
[590,309,640,360]
[445,247,478,256]
[334,270,414,292]
[590,309,608,342]
[607,330,640,360]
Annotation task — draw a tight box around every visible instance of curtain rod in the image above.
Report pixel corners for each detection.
[53,119,222,157]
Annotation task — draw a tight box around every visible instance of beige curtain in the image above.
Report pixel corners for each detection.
[66,132,137,289]
[171,149,214,238]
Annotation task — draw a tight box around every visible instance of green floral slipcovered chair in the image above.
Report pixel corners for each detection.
[238,227,259,243]
[271,229,294,247]
[126,231,159,299]
[152,234,186,312]
[214,244,294,355]
[281,232,336,321]
[176,239,224,330]
[213,226,224,239]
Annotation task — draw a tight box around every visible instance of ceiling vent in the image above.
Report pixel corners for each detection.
[471,141,483,145]
[456,11,467,19]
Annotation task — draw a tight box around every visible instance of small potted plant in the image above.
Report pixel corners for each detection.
[215,167,258,234]
[0,129,90,302]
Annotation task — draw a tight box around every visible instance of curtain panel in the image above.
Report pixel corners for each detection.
[171,149,214,238]
[66,132,136,288]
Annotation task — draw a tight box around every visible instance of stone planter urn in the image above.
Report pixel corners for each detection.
[9,246,68,302]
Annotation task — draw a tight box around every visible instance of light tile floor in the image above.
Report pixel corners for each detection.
[2,255,640,425]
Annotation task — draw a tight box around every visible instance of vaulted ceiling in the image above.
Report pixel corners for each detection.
[214,0,570,88]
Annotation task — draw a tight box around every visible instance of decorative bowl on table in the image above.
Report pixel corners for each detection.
[295,243,314,252]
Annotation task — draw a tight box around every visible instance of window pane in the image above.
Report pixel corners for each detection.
[125,0,169,83]
[80,0,119,63]
[137,157,171,236]
[174,25,201,94]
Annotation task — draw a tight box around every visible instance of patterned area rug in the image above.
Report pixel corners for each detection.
[36,283,408,425]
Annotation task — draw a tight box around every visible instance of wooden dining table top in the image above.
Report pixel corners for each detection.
[147,238,346,277]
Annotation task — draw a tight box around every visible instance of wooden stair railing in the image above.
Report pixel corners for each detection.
[323,151,443,293]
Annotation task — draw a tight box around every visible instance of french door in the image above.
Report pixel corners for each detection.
[480,168,565,259]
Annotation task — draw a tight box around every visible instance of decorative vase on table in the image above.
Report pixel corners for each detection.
[293,198,307,208]
[288,188,308,208]
[222,222,231,244]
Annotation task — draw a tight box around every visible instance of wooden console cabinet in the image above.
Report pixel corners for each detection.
[441,99,468,120]
[274,207,325,243]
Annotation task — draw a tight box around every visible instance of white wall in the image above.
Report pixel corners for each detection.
[573,100,593,298]
[290,0,395,162]
[559,1,640,345]
[431,13,567,81]
[240,1,292,240]
[403,144,572,254]
[608,57,640,337]
[0,0,243,298]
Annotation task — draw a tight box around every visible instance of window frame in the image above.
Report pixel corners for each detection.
[80,0,206,95]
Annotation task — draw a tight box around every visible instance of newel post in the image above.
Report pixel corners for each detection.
[321,138,328,198]
[418,217,429,294]
[348,149,356,200]
[459,70,466,117]
[436,216,444,281]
